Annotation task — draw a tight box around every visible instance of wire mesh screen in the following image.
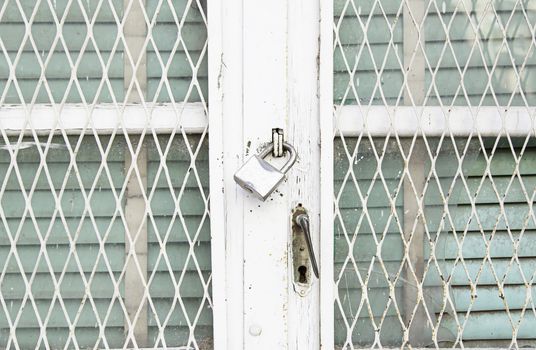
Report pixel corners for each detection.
[334,0,536,348]
[0,0,211,349]
[334,0,536,107]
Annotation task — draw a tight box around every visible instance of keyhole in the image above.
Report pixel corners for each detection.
[298,265,307,283]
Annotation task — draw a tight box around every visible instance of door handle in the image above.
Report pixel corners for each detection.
[295,213,319,278]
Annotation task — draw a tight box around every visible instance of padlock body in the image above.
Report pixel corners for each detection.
[233,155,286,201]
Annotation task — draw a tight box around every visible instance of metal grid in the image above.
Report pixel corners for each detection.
[0,0,211,349]
[333,0,536,348]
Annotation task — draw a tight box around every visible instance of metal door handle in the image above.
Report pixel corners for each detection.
[295,213,319,278]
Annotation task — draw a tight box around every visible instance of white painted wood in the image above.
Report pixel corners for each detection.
[336,105,536,137]
[403,1,427,344]
[123,0,147,103]
[208,0,244,348]
[403,0,425,107]
[287,0,321,348]
[124,136,148,348]
[319,0,335,348]
[123,1,148,345]
[0,103,207,134]
[209,0,323,347]
[402,138,427,345]
[241,0,288,347]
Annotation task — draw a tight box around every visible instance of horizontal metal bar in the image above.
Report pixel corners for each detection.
[336,105,536,137]
[6,103,535,138]
[0,102,207,135]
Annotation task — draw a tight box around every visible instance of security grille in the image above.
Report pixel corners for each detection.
[2,0,536,348]
[333,0,536,348]
[0,0,211,349]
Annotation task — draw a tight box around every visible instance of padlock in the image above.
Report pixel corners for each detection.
[234,142,297,201]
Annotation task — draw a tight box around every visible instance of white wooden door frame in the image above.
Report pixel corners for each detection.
[319,0,335,348]
[208,0,324,348]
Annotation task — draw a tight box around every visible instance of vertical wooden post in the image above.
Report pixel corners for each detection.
[123,0,147,103]
[403,0,427,345]
[287,0,321,348]
[241,0,289,348]
[320,0,335,347]
[124,136,148,347]
[403,0,425,106]
[123,0,148,346]
[208,0,244,348]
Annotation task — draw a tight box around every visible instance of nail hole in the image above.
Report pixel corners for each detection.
[298,265,307,283]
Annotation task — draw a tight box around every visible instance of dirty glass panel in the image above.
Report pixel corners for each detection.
[0,134,211,349]
[334,136,536,348]
[0,0,124,103]
[334,0,536,346]
[424,1,536,106]
[334,0,404,105]
[146,0,208,103]
[335,0,536,107]
[0,136,126,348]
[0,0,208,105]
[146,135,212,348]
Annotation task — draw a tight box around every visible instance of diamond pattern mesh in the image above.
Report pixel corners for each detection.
[0,0,211,349]
[0,0,124,103]
[334,0,536,348]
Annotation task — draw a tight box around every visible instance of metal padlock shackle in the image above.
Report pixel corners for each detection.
[257,141,297,174]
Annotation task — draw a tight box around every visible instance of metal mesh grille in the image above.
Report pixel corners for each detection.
[334,0,536,348]
[0,0,211,349]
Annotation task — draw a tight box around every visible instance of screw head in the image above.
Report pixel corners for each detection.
[249,324,262,336]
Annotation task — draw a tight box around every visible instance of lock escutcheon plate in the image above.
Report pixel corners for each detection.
[291,205,313,296]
